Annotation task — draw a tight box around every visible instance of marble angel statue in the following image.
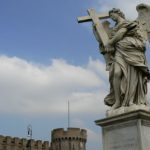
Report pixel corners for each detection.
[93,4,150,110]
[78,3,150,111]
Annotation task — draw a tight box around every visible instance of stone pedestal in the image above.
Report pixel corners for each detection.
[95,110,150,150]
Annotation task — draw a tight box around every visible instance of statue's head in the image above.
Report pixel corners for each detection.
[109,8,125,20]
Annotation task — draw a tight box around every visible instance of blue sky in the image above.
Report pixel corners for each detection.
[0,1,150,150]
[0,0,100,65]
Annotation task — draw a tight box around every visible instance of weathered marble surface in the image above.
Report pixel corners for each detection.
[78,4,150,110]
[106,104,150,117]
[96,110,150,150]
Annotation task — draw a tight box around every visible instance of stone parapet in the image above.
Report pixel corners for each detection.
[51,128,87,150]
[51,128,87,142]
[0,135,50,150]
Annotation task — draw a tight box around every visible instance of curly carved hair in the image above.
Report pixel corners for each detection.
[109,8,125,19]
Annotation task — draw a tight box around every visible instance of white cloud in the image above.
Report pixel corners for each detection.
[0,55,106,149]
[0,55,108,115]
[96,0,150,19]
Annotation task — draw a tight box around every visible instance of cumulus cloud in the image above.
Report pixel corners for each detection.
[0,55,108,115]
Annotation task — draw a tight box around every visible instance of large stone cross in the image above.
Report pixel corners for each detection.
[77,9,109,53]
[77,9,111,70]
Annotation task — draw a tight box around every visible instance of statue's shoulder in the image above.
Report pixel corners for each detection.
[113,20,129,31]
[118,20,137,30]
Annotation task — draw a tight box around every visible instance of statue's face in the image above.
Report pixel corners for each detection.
[110,12,119,21]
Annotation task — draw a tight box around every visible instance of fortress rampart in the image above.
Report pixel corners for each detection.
[0,135,50,150]
[0,128,87,150]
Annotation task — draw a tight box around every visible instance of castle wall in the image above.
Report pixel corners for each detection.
[0,128,87,150]
[0,135,50,150]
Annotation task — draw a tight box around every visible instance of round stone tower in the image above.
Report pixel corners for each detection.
[51,128,87,150]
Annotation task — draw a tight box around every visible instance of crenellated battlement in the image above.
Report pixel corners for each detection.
[0,135,50,150]
[0,128,87,150]
[51,128,87,142]
[51,128,87,150]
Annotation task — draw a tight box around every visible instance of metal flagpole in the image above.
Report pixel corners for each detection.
[68,100,70,128]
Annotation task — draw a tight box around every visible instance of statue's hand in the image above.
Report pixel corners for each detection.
[105,43,114,53]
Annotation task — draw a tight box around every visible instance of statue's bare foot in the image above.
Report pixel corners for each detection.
[129,102,134,106]
[111,102,120,110]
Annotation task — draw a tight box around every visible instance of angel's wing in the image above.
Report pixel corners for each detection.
[136,3,150,42]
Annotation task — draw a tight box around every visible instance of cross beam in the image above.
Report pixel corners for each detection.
[77,12,109,23]
[77,9,111,70]
[77,9,109,52]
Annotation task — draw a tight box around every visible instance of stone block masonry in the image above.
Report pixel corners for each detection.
[0,135,50,150]
[51,128,87,150]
